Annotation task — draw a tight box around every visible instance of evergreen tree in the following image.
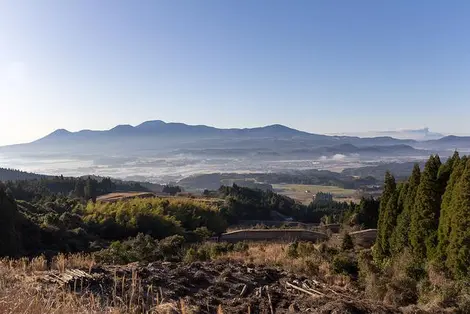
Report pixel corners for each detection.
[374,171,396,260]
[436,154,465,265]
[0,187,21,256]
[437,152,459,195]
[84,177,97,202]
[355,197,380,229]
[380,188,399,256]
[445,158,470,279]
[390,164,420,254]
[410,155,442,260]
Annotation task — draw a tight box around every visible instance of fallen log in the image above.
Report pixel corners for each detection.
[286,281,321,297]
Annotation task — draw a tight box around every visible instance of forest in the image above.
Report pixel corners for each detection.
[0,176,375,259]
[374,151,470,280]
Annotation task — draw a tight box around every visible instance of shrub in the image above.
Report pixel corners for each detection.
[341,233,354,251]
[286,241,299,258]
[94,233,185,264]
[332,254,358,276]
[384,277,418,307]
[234,241,249,252]
[296,241,316,257]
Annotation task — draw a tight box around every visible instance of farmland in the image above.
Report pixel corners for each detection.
[273,184,359,204]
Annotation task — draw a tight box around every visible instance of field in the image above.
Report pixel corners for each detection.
[273,184,359,204]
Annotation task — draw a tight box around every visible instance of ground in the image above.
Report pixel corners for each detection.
[273,184,359,204]
[1,259,401,314]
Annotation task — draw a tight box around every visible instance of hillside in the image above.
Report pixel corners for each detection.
[0,168,46,181]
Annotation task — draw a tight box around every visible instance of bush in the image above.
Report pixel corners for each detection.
[384,277,418,306]
[94,233,186,264]
[341,233,354,251]
[234,241,249,252]
[286,241,299,258]
[332,254,358,276]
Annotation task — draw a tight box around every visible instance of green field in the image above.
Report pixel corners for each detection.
[273,184,358,204]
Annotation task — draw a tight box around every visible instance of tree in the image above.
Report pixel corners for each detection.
[0,186,21,256]
[410,155,441,260]
[436,155,465,265]
[374,171,396,260]
[163,185,182,196]
[445,159,470,279]
[380,188,399,256]
[437,151,459,196]
[390,164,420,254]
[84,177,97,202]
[355,197,380,229]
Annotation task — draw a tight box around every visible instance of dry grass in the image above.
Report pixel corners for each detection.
[0,254,196,314]
[222,242,351,287]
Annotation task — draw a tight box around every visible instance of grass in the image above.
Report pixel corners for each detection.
[273,184,359,204]
[0,254,198,313]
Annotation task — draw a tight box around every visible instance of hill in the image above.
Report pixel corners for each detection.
[0,168,46,181]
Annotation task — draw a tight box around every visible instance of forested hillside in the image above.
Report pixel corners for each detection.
[375,151,470,280]
[0,168,46,181]
[0,180,362,258]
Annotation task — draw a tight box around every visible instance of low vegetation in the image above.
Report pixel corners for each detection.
[0,153,468,312]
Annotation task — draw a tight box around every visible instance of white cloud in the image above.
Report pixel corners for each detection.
[332,154,346,160]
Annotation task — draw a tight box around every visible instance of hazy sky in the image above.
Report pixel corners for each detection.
[1,1,469,145]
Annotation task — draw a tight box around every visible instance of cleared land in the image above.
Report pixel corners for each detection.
[273,184,358,204]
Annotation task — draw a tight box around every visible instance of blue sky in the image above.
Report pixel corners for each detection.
[0,0,469,145]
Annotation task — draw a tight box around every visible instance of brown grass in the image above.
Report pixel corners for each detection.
[221,242,351,287]
[0,254,198,314]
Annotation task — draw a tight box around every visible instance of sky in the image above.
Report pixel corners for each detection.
[0,0,469,145]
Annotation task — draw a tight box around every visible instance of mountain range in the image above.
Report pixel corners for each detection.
[0,120,469,181]
[2,120,469,156]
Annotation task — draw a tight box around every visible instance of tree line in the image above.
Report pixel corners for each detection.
[374,152,469,280]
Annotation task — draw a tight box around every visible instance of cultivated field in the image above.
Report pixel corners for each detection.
[273,184,359,204]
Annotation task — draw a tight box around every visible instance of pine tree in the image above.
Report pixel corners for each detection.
[391,164,421,254]
[437,151,459,195]
[374,171,396,260]
[436,154,465,265]
[410,155,442,260]
[445,158,470,279]
[381,188,399,256]
[390,181,410,254]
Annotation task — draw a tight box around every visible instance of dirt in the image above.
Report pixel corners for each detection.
[37,260,404,313]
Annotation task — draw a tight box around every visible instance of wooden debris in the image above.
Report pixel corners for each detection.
[286,281,321,297]
[240,284,247,297]
[266,286,274,314]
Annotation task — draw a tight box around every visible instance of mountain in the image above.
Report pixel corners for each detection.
[0,120,452,157]
[337,128,444,141]
[34,120,322,143]
[0,120,466,182]
[421,135,470,151]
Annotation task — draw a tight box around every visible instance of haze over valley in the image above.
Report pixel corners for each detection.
[1,120,467,184]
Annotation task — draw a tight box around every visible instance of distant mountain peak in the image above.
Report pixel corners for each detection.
[136,120,167,128]
[48,128,72,136]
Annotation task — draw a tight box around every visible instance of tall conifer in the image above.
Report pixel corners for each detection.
[391,164,420,254]
[436,154,464,265]
[374,171,396,260]
[410,155,441,260]
[445,159,470,279]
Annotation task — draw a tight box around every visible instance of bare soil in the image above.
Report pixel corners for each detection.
[37,260,405,313]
